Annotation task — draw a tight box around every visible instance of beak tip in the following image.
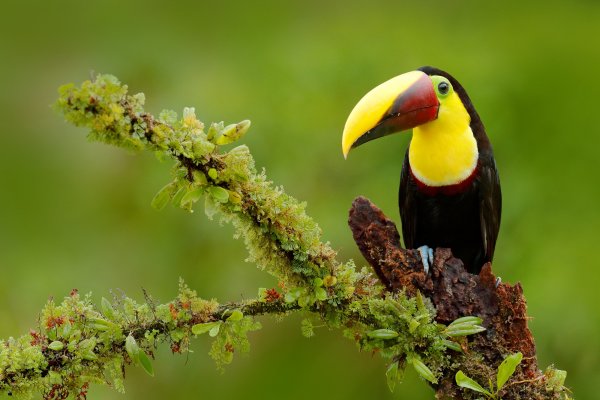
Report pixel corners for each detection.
[342,139,350,159]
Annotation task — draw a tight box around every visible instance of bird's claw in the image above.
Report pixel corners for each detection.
[417,245,434,274]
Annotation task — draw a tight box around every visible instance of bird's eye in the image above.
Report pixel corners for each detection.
[438,81,450,95]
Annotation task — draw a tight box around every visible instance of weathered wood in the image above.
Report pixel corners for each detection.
[349,196,548,399]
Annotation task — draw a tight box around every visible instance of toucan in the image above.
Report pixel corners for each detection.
[342,66,501,274]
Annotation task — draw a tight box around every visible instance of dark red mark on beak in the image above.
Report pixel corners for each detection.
[351,74,439,149]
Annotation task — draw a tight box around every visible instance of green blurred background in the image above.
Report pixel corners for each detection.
[1,1,599,398]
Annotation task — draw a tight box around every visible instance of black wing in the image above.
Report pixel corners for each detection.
[398,151,417,249]
[478,155,502,262]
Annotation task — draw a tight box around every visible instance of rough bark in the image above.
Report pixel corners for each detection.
[348,196,553,399]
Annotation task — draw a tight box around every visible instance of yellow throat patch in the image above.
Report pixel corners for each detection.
[409,91,478,187]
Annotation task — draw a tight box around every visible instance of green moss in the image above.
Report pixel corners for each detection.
[57,74,342,294]
[208,315,262,372]
[0,278,262,398]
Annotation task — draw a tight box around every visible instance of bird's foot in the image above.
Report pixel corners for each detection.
[495,276,502,288]
[417,245,434,274]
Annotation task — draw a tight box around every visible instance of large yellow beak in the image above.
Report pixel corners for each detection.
[342,70,439,158]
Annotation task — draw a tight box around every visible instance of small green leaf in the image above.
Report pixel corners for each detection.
[180,187,203,207]
[442,339,463,352]
[61,321,72,338]
[367,329,399,340]
[101,297,116,319]
[545,367,567,389]
[214,120,251,145]
[386,361,401,392]
[313,277,323,287]
[209,323,221,337]
[79,338,96,351]
[138,350,154,376]
[455,370,491,396]
[315,287,327,301]
[88,317,114,331]
[446,325,486,337]
[237,119,251,132]
[192,170,208,185]
[386,362,398,392]
[297,294,311,308]
[445,316,486,337]
[204,196,219,219]
[446,322,485,331]
[151,182,176,210]
[227,310,243,322]
[47,327,57,341]
[228,190,242,204]
[410,357,437,384]
[192,321,221,335]
[496,352,523,391]
[207,121,224,141]
[207,168,218,180]
[125,335,140,362]
[284,292,296,303]
[258,287,267,301]
[82,351,98,361]
[300,319,314,338]
[218,123,235,135]
[171,185,187,206]
[174,167,188,179]
[449,316,483,327]
[207,186,229,203]
[48,341,64,351]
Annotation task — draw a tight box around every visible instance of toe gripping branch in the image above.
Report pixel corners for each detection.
[348,196,542,399]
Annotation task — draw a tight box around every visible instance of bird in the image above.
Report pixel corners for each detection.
[342,66,501,274]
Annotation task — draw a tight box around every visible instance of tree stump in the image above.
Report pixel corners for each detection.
[348,196,549,399]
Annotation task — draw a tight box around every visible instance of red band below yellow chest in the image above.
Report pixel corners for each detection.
[410,163,479,196]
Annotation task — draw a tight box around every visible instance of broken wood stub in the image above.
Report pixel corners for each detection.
[348,196,540,397]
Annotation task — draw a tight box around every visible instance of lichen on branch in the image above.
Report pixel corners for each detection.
[0,281,275,398]
[56,74,345,295]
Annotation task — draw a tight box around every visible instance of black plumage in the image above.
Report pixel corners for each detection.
[399,67,501,274]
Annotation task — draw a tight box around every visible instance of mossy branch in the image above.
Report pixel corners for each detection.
[0,74,571,399]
